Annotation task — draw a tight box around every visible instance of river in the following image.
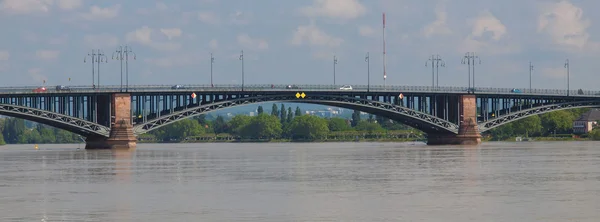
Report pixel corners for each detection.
[1,142,599,221]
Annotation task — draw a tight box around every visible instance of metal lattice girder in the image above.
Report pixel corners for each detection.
[133,94,459,135]
[478,100,600,132]
[0,104,110,137]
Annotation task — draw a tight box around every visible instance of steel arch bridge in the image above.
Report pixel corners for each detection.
[132,94,459,136]
[0,104,110,137]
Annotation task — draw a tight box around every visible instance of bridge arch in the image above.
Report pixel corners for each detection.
[478,100,600,132]
[133,94,459,135]
[0,104,110,138]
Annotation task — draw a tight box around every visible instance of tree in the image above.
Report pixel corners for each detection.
[228,115,252,136]
[355,121,385,133]
[271,104,279,117]
[194,114,207,125]
[242,113,282,139]
[512,115,542,136]
[295,106,302,116]
[213,116,228,134]
[257,106,264,114]
[0,132,4,145]
[351,110,361,127]
[328,117,352,131]
[287,107,293,123]
[286,115,329,140]
[540,111,574,134]
[280,104,287,124]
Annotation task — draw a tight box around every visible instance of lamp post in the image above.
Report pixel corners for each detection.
[239,50,244,91]
[84,49,97,88]
[426,55,445,88]
[529,61,534,93]
[333,55,338,85]
[565,59,570,96]
[461,52,481,91]
[210,52,215,87]
[112,46,136,92]
[365,52,370,92]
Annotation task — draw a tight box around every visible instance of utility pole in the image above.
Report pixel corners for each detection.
[461,52,481,90]
[239,50,244,91]
[210,52,215,87]
[435,55,445,88]
[112,46,136,92]
[84,49,97,88]
[333,55,338,85]
[529,61,534,92]
[365,52,370,92]
[426,55,445,88]
[96,50,107,89]
[565,59,570,96]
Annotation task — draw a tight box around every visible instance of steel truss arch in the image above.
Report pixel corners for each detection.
[0,104,110,137]
[478,100,600,132]
[133,94,459,135]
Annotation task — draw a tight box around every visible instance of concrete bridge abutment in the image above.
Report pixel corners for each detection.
[427,94,481,145]
[85,93,137,149]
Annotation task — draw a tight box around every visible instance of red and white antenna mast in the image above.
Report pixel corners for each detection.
[382,12,387,88]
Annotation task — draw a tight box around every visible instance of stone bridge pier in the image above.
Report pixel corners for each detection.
[427,94,482,145]
[86,93,137,149]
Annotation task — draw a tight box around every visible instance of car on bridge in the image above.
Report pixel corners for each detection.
[171,85,185,89]
[32,87,47,93]
[55,85,71,91]
[511,88,522,93]
[286,85,300,89]
[339,85,353,90]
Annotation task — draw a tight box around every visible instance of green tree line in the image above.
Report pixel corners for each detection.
[146,105,415,142]
[0,118,83,144]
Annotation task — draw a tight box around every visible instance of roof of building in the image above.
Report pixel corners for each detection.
[576,109,600,121]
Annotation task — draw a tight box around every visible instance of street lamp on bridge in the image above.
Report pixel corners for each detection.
[84,49,107,89]
[112,46,136,92]
[565,59,570,96]
[239,50,244,91]
[426,55,445,88]
[529,62,534,92]
[210,52,215,87]
[333,55,338,85]
[461,52,481,90]
[365,52,370,92]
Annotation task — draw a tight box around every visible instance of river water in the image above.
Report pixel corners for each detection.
[1,142,599,221]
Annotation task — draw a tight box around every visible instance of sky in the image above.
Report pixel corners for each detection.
[0,0,599,90]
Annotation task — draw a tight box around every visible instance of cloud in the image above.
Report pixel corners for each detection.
[229,10,252,25]
[58,0,81,10]
[80,4,120,20]
[35,50,60,60]
[299,0,366,20]
[125,26,182,51]
[0,0,52,14]
[208,39,218,50]
[0,51,9,61]
[136,2,170,15]
[459,10,518,55]
[28,68,47,83]
[358,25,375,37]
[198,11,220,24]
[422,1,452,38]
[160,28,182,40]
[538,1,594,51]
[291,24,343,47]
[144,53,202,68]
[237,34,268,51]
[84,34,119,48]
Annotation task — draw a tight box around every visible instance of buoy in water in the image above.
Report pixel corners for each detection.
[34,144,38,150]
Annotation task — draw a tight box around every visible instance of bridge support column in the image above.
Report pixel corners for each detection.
[427,94,481,145]
[86,93,137,149]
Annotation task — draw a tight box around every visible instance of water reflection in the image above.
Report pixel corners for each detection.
[1,142,600,221]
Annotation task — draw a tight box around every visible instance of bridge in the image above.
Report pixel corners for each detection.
[1,84,599,149]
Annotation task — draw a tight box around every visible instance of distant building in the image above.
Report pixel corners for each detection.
[573,109,600,134]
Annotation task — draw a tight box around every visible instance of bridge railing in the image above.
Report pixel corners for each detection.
[1,84,600,97]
